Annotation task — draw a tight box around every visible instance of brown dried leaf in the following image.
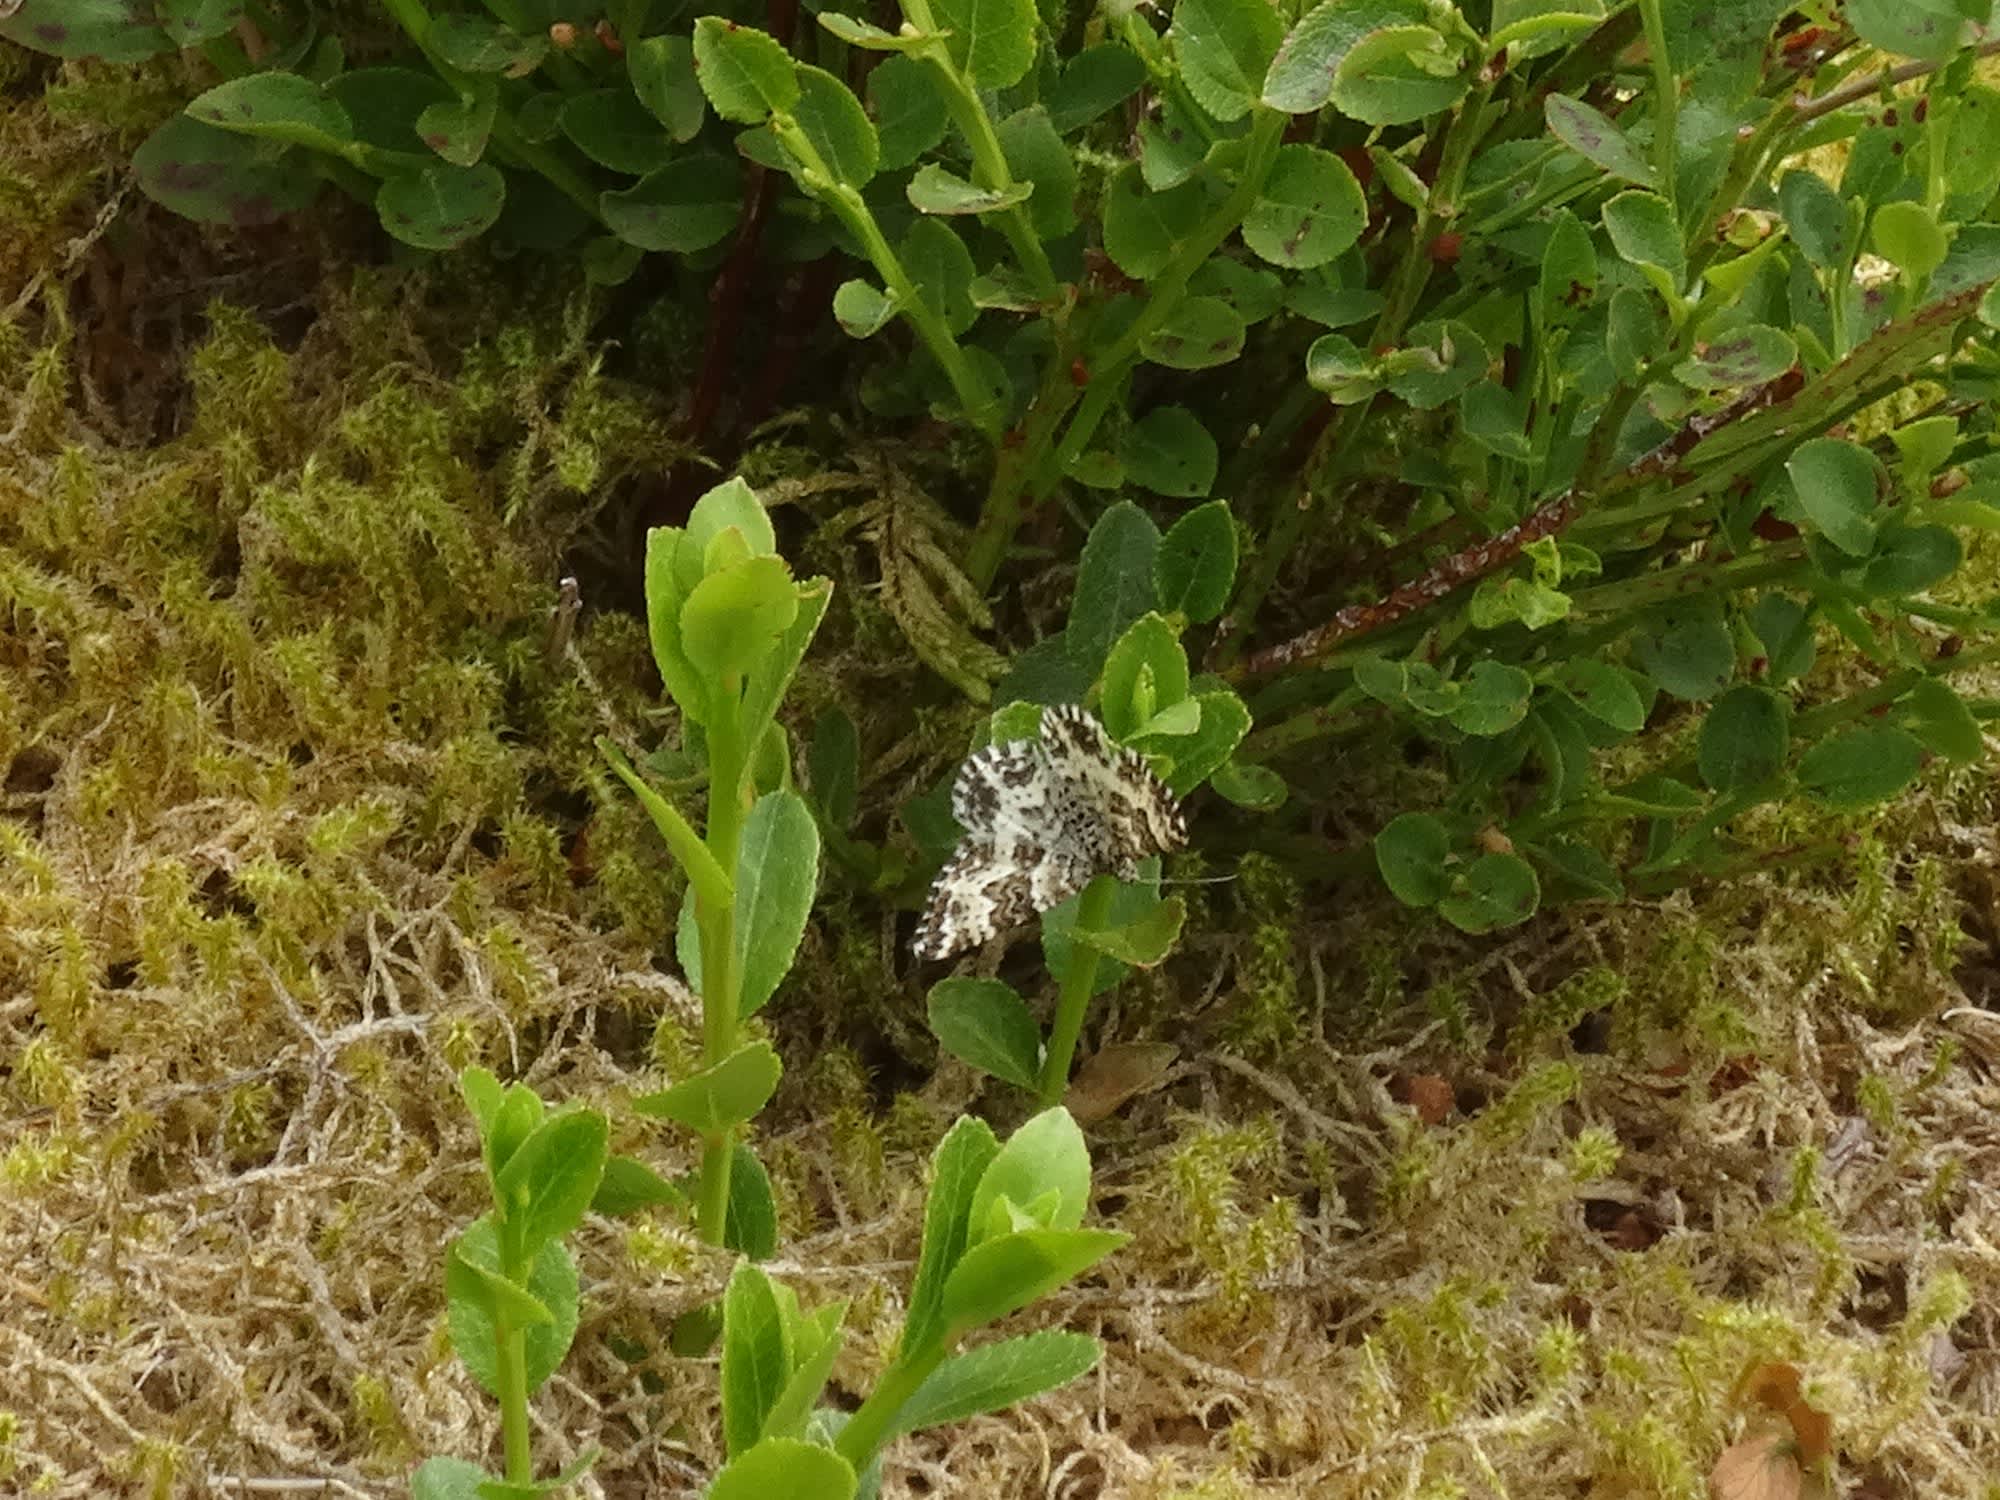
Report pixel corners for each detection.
[1709,1432,1803,1500]
[1403,1072,1455,1125]
[1065,1042,1178,1125]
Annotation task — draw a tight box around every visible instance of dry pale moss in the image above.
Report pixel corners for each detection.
[3,89,2000,1500]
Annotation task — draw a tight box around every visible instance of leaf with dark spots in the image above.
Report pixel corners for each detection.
[133,114,319,227]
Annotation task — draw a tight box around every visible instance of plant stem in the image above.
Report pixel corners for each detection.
[1635,0,1677,203]
[494,1242,535,1485]
[1038,877,1115,1107]
[694,692,749,1246]
[966,107,1288,587]
[782,127,1000,438]
[833,1339,950,1472]
[1221,81,1494,660]
[899,0,1060,305]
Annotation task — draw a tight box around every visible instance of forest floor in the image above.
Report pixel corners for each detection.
[3,55,2000,1500]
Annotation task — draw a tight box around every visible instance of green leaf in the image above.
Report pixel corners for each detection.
[1675,325,1797,390]
[602,154,741,252]
[892,1331,1102,1437]
[1102,165,1208,280]
[1777,169,1848,271]
[833,280,900,338]
[1264,0,1426,114]
[560,88,676,174]
[186,74,355,155]
[1900,677,1984,763]
[1538,209,1599,325]
[639,522,706,716]
[446,1221,580,1397]
[418,85,497,168]
[1787,437,1882,558]
[1750,594,1816,683]
[1550,660,1646,733]
[970,1107,1091,1238]
[1606,286,1661,377]
[430,14,548,75]
[446,1242,553,1331]
[901,217,979,336]
[996,106,1077,240]
[1447,661,1533,736]
[1046,44,1146,134]
[331,66,454,167]
[495,1110,610,1259]
[592,1155,686,1217]
[1120,408,1218,500]
[1376,812,1451,907]
[681,556,801,680]
[1698,685,1789,793]
[1210,758,1287,810]
[733,791,820,1018]
[1633,597,1736,701]
[763,1301,848,1442]
[1331,24,1469,126]
[1305,332,1381,402]
[1797,725,1925,808]
[483,1084,543,1183]
[1872,200,1951,280]
[1066,503,1162,674]
[1152,689,1248,794]
[1073,895,1186,966]
[928,978,1042,1091]
[706,1439,856,1500]
[791,65,879,189]
[816,11,937,50]
[1381,319,1486,408]
[1844,0,1974,60]
[1243,144,1368,270]
[1602,189,1686,300]
[1863,525,1962,596]
[726,1140,780,1261]
[930,0,1038,88]
[411,1457,496,1500]
[1099,613,1190,739]
[1437,852,1540,934]
[721,1263,791,1457]
[133,115,319,227]
[904,1116,1002,1356]
[377,163,505,251]
[635,1041,783,1134]
[158,0,244,48]
[1543,92,1653,187]
[693,17,800,123]
[808,711,859,831]
[941,1228,1127,1336]
[908,163,1034,215]
[1140,296,1247,371]
[1170,0,1285,122]
[869,54,950,171]
[1155,500,1237,619]
[0,0,169,61]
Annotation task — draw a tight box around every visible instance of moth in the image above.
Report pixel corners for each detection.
[911,704,1187,961]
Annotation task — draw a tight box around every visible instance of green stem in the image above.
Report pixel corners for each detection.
[377,0,607,222]
[693,691,749,1246]
[965,351,1085,591]
[493,1238,536,1484]
[1635,0,1677,205]
[781,125,1000,439]
[1221,83,1493,662]
[900,0,1060,305]
[966,107,1288,588]
[1038,877,1115,1107]
[833,1340,951,1472]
